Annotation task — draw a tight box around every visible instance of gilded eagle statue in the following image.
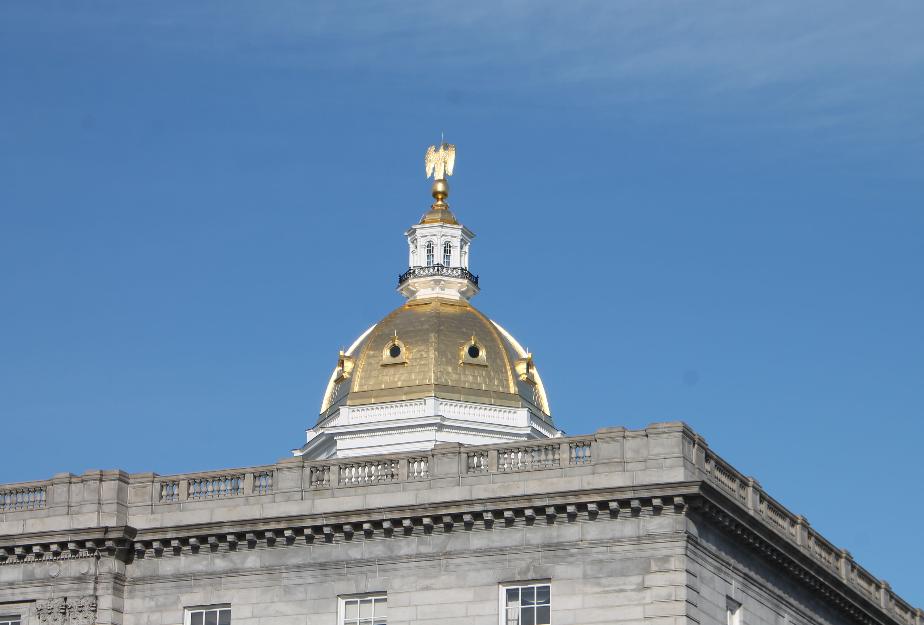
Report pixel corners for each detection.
[425,143,456,180]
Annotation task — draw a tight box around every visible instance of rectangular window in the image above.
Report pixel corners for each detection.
[501,583,550,625]
[186,607,230,625]
[339,594,386,625]
[726,597,742,625]
[1,616,22,625]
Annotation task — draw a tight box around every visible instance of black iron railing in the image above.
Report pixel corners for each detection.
[398,265,479,286]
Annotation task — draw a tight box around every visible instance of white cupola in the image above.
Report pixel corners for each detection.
[397,144,479,301]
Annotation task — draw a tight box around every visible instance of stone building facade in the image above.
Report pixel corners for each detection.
[1,147,919,625]
[1,424,919,625]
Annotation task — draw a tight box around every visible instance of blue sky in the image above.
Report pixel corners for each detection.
[1,0,922,606]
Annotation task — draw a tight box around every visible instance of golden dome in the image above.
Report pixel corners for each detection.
[320,297,551,422]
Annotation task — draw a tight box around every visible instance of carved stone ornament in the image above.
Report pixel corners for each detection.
[67,596,98,625]
[35,598,67,625]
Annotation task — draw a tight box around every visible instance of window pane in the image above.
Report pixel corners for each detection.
[205,611,217,625]
[345,602,358,620]
[506,588,520,606]
[373,599,386,618]
[535,585,550,605]
[191,613,203,625]
[522,607,535,625]
[359,599,373,619]
[522,587,535,606]
[219,610,231,625]
[506,608,519,625]
[536,606,550,625]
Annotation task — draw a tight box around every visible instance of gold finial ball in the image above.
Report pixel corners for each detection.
[431,178,450,203]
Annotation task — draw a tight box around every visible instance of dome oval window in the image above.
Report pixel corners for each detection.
[461,337,487,366]
[382,335,408,366]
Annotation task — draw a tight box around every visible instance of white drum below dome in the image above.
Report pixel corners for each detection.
[295,397,560,459]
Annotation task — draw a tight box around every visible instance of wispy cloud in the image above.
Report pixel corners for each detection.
[5,1,924,142]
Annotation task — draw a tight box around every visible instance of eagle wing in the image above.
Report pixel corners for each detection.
[444,144,455,177]
[425,145,436,178]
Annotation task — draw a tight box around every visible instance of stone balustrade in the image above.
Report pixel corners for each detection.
[407,456,430,479]
[0,435,612,518]
[0,423,918,621]
[337,458,400,486]
[147,467,276,503]
[0,484,46,511]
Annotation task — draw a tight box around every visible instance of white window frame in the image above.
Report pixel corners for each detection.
[338,593,387,625]
[443,241,452,266]
[184,605,231,625]
[0,615,22,625]
[425,241,434,266]
[499,581,551,625]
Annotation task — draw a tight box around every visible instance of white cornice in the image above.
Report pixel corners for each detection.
[296,398,560,459]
